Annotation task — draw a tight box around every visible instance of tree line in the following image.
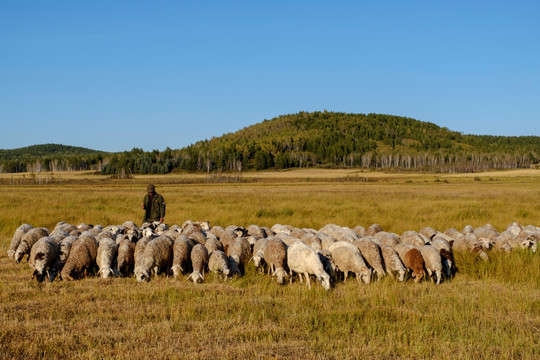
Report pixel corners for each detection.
[2,112,539,174]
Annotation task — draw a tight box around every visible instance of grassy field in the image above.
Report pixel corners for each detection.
[0,169,539,359]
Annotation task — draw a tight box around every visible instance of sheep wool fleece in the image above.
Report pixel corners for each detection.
[142,192,166,223]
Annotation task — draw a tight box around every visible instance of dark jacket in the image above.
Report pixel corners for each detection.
[142,192,166,223]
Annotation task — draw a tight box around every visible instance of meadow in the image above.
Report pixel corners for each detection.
[0,169,539,359]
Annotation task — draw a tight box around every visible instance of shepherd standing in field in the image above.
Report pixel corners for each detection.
[142,184,166,223]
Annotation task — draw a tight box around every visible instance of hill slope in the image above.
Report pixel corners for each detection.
[0,144,103,160]
[0,144,106,173]
[172,112,540,172]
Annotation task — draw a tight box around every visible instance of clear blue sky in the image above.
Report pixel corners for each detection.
[1,1,539,152]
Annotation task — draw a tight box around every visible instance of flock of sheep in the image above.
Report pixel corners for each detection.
[7,219,539,290]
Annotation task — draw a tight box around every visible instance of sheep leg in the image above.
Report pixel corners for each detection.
[305,273,311,289]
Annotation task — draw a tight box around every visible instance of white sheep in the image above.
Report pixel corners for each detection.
[373,231,400,247]
[204,237,223,257]
[453,233,489,261]
[353,238,386,279]
[246,224,267,238]
[28,236,59,282]
[134,237,151,273]
[430,237,456,278]
[8,224,33,259]
[372,239,406,281]
[208,250,230,279]
[48,235,78,282]
[227,237,252,276]
[329,244,372,284]
[135,236,174,282]
[300,233,322,252]
[14,227,50,263]
[287,241,331,291]
[96,237,119,279]
[401,231,427,248]
[171,236,194,278]
[251,238,269,271]
[419,245,443,284]
[187,244,209,284]
[116,237,136,276]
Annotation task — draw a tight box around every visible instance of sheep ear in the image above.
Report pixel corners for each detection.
[35,252,45,261]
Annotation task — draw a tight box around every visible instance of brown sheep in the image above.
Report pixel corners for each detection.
[403,249,425,283]
[263,238,288,284]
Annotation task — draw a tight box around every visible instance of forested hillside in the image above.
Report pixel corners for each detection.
[0,144,106,173]
[2,112,539,174]
[168,112,540,173]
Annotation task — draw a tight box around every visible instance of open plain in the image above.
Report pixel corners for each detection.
[0,169,539,359]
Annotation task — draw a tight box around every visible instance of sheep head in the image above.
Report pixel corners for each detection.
[98,267,114,279]
[135,268,150,282]
[360,268,372,285]
[412,269,425,283]
[317,272,331,291]
[14,250,25,264]
[397,269,406,282]
[252,255,262,268]
[171,265,181,278]
[272,268,288,285]
[32,269,46,283]
[188,271,205,284]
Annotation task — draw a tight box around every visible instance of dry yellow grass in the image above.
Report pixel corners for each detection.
[0,169,539,359]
